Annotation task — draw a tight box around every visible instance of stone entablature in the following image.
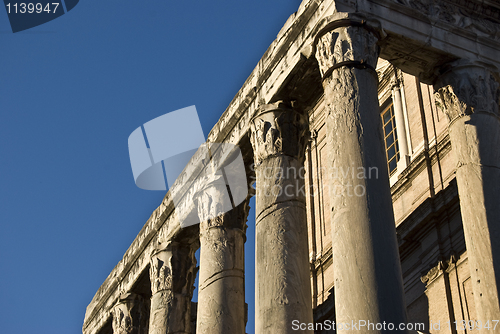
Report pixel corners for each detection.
[83,1,500,333]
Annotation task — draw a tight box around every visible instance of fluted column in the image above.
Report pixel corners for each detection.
[148,241,196,334]
[250,101,313,334]
[434,60,500,327]
[111,293,148,334]
[194,176,250,334]
[314,14,407,333]
[392,74,410,169]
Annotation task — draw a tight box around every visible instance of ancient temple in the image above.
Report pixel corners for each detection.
[82,0,500,333]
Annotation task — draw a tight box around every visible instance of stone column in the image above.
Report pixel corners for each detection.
[111,293,148,334]
[434,60,500,326]
[148,241,196,334]
[250,101,313,334]
[314,14,408,333]
[194,176,250,334]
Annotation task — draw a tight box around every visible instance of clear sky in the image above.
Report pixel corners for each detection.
[0,1,302,333]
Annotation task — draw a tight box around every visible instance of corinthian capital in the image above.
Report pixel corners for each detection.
[434,61,500,123]
[194,174,233,226]
[314,14,383,79]
[111,293,147,334]
[149,241,197,296]
[194,175,250,231]
[149,245,173,295]
[249,101,308,165]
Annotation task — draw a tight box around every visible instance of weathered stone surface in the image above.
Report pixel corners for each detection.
[421,261,455,334]
[315,15,408,334]
[111,293,148,334]
[435,61,500,328]
[251,102,309,165]
[194,179,250,334]
[250,102,313,334]
[315,19,380,78]
[435,63,499,122]
[331,0,500,83]
[83,2,500,334]
[148,242,196,334]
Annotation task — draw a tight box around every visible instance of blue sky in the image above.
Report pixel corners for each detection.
[0,1,301,333]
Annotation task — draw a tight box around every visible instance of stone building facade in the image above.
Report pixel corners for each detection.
[83,0,500,333]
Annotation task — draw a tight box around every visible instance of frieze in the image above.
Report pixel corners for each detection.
[390,0,500,40]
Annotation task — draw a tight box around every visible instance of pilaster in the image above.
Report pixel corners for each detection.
[391,74,411,170]
[421,262,455,334]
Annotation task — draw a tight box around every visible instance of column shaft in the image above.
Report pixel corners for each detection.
[250,102,313,334]
[434,62,500,327]
[195,180,249,334]
[149,242,196,334]
[315,15,407,333]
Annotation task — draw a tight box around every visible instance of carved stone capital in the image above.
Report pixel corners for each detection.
[390,72,403,90]
[421,261,447,286]
[149,242,196,295]
[111,293,147,334]
[314,15,382,79]
[249,101,308,165]
[194,174,233,226]
[195,180,250,231]
[434,61,500,123]
[149,246,173,295]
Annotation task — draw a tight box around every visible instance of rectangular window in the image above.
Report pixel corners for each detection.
[381,103,400,174]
